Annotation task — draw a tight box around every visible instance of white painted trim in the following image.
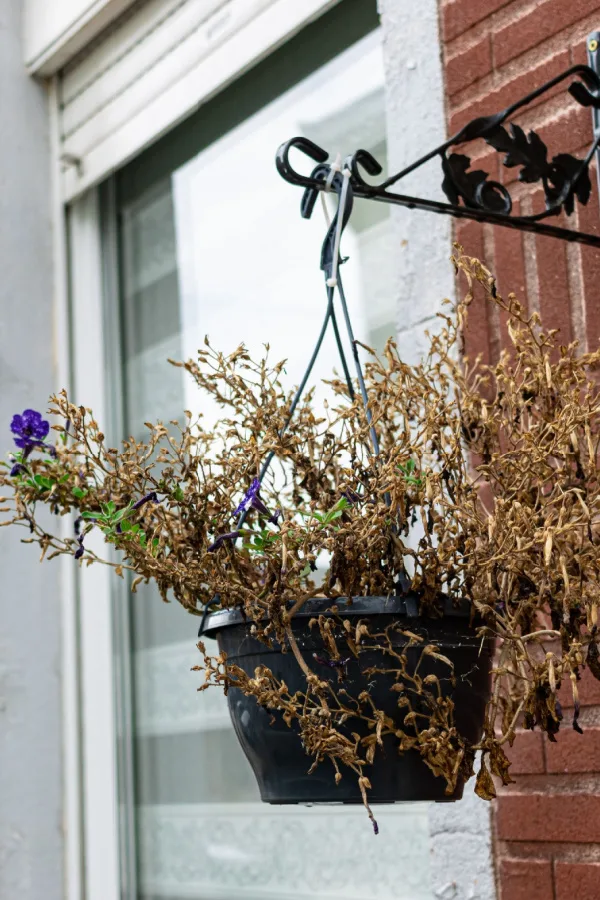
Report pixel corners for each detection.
[61,0,274,140]
[69,189,120,900]
[50,76,85,900]
[62,0,340,201]
[60,0,196,105]
[24,0,140,76]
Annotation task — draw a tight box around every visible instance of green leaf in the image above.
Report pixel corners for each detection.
[33,474,55,491]
[321,496,350,525]
[172,485,184,502]
[72,486,87,499]
[114,501,135,522]
[80,511,98,520]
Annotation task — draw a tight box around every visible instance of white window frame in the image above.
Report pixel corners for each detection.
[53,7,378,899]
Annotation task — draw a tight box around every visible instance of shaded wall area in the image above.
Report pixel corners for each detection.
[0,2,63,898]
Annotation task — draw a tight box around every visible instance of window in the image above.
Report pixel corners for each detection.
[97,4,432,897]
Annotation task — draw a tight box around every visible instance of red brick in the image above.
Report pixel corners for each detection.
[493,0,600,69]
[442,0,511,42]
[455,218,492,365]
[532,191,573,343]
[493,199,527,351]
[577,185,600,352]
[496,792,600,842]
[545,726,600,773]
[558,663,600,707]
[572,40,590,68]
[449,50,571,136]
[555,861,600,900]
[506,730,545,775]
[536,104,592,159]
[446,34,492,96]
[499,857,554,900]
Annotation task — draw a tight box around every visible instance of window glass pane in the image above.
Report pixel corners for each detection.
[117,19,432,900]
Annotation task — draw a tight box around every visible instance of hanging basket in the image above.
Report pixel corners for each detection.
[202,594,492,805]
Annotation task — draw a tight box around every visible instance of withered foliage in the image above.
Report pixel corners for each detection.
[2,250,600,810]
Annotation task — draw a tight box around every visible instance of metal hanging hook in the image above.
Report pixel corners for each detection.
[275,136,329,188]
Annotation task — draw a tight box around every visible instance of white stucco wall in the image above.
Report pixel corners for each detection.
[377,1,497,898]
[0,4,63,899]
[378,0,457,366]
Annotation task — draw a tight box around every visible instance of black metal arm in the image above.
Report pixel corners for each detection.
[276,52,600,247]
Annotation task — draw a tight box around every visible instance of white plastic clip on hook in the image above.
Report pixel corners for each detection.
[324,151,342,192]
[326,167,351,289]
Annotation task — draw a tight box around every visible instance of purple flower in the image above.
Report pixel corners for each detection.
[208,530,240,552]
[74,533,85,560]
[11,409,49,448]
[372,818,379,836]
[234,478,279,524]
[341,489,362,504]
[10,463,27,477]
[132,491,159,510]
[233,479,262,516]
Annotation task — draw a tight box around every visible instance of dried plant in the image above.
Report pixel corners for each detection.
[2,250,600,825]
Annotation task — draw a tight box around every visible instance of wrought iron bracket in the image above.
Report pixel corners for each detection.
[277,48,600,248]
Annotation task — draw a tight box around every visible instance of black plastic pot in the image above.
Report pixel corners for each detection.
[201,594,492,804]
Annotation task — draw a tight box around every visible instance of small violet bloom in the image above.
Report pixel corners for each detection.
[132,491,159,510]
[74,533,85,560]
[11,409,56,457]
[208,530,240,552]
[234,478,279,524]
[10,463,27,477]
[233,478,261,516]
[11,409,49,447]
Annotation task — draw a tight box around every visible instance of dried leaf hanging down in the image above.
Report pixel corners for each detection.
[3,248,600,814]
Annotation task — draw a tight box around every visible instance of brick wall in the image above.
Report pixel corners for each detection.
[439,2,600,898]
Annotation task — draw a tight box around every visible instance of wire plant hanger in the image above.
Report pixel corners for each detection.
[199,38,600,632]
[199,156,375,634]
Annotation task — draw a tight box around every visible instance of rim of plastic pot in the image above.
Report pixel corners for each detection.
[199,591,474,639]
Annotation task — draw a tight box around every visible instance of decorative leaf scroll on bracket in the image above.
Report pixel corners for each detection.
[439,67,600,220]
[442,121,592,218]
[441,153,512,214]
